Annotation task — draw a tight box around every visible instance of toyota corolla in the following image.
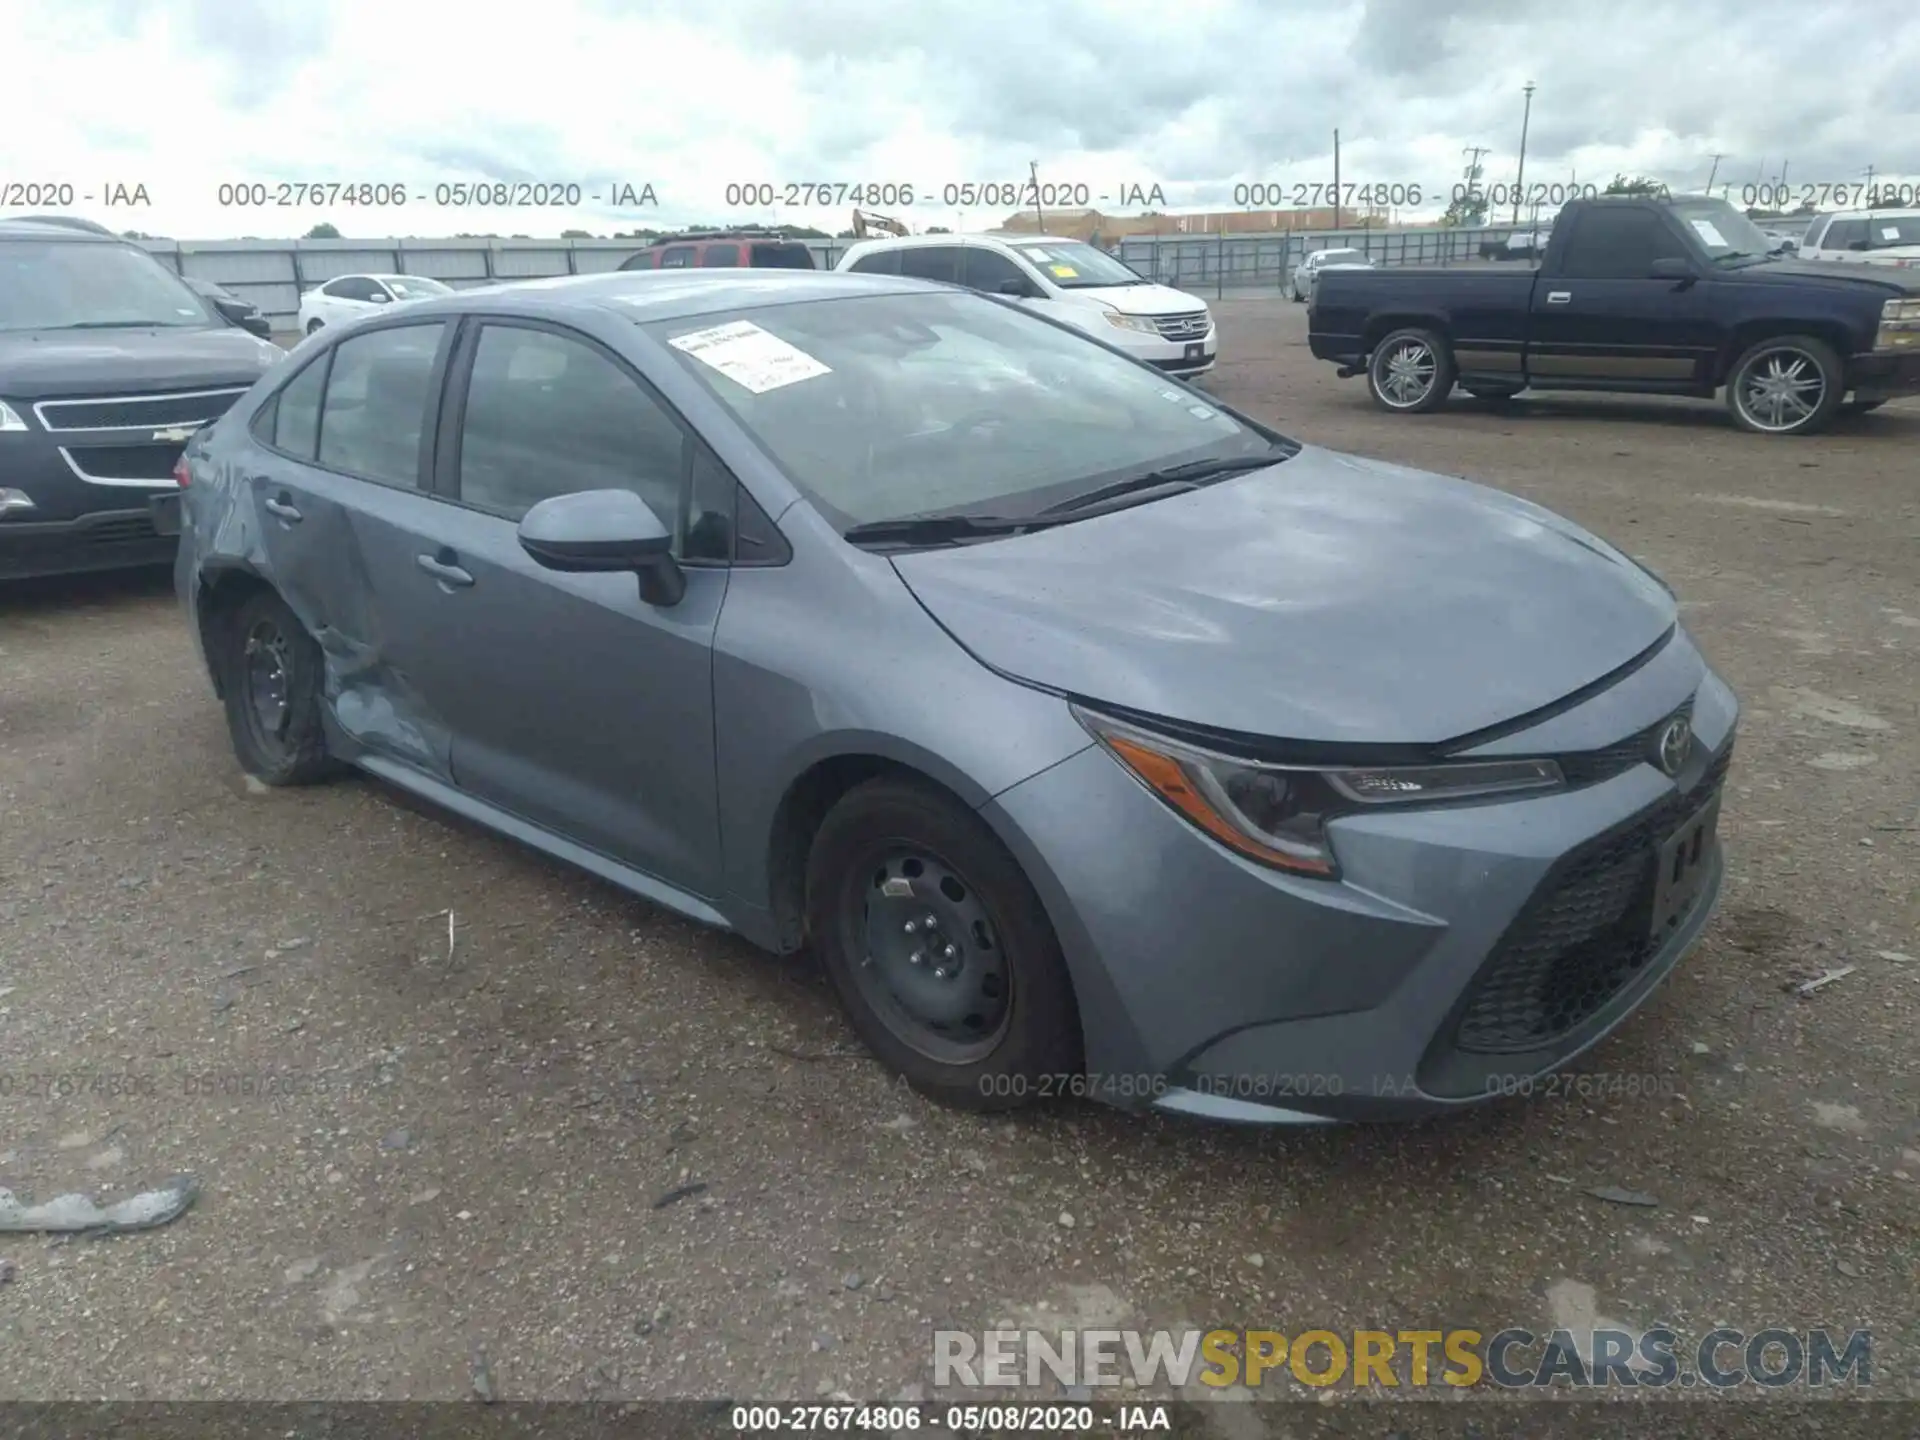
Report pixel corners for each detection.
[172,269,1737,1124]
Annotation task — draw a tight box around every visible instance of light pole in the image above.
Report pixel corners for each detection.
[1511,81,1536,225]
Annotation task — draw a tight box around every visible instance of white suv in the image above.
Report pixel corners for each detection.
[834,233,1217,377]
[1797,210,1920,269]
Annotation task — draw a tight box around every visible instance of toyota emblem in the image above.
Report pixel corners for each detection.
[1655,717,1694,777]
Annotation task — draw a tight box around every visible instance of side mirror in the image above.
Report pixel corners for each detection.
[241,314,273,339]
[368,291,392,303]
[1649,257,1695,282]
[518,489,685,605]
[997,278,1037,298]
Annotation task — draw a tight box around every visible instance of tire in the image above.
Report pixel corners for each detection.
[1724,334,1844,435]
[1290,282,1304,303]
[215,588,342,786]
[805,777,1081,1111]
[306,318,324,335]
[1842,398,1886,415]
[1366,327,1455,413]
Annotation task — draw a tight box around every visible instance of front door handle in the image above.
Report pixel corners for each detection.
[263,495,302,522]
[1545,290,1572,304]
[416,552,475,588]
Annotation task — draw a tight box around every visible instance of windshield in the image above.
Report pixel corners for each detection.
[384,276,452,300]
[645,290,1284,530]
[1667,199,1777,264]
[0,239,216,332]
[1006,239,1146,289]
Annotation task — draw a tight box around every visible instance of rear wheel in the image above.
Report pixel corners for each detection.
[215,588,342,786]
[1724,334,1844,435]
[805,778,1081,1111]
[305,318,324,335]
[1366,328,1455,413]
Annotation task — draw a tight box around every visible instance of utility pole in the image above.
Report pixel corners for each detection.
[1029,160,1044,233]
[1461,145,1489,217]
[1704,153,1724,194]
[1511,81,1536,225]
[1864,163,1877,208]
[1332,129,1342,230]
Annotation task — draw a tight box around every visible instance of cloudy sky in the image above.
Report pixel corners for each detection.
[3,0,1915,239]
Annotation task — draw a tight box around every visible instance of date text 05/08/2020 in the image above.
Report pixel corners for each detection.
[718,182,1169,210]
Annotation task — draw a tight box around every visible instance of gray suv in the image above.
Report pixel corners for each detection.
[174,269,1737,1124]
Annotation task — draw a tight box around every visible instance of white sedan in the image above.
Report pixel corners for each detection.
[1288,247,1373,302]
[297,273,453,334]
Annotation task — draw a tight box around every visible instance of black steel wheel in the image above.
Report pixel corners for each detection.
[806,778,1081,1110]
[217,588,341,785]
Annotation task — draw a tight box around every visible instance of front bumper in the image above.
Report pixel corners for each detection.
[0,504,177,581]
[1846,348,1920,401]
[982,647,1739,1124]
[1112,329,1217,377]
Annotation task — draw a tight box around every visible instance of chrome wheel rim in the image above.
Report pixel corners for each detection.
[1375,339,1437,407]
[1735,347,1825,432]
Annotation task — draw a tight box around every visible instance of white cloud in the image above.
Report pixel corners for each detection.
[2,0,1915,239]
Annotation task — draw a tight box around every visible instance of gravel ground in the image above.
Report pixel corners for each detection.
[1,299,1915,1424]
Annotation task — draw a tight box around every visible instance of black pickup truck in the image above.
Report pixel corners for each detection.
[1309,194,1920,435]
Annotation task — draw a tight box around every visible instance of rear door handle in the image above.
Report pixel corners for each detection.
[1546,290,1572,304]
[416,552,475,588]
[263,495,302,522]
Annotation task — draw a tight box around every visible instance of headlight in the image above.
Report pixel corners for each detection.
[0,400,28,432]
[1879,297,1920,350]
[1103,309,1160,335]
[1075,706,1564,879]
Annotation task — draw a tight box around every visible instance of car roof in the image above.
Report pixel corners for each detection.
[1815,208,1920,222]
[372,268,937,325]
[0,216,121,242]
[845,232,1079,252]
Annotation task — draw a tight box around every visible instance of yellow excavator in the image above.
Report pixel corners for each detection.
[850,209,909,239]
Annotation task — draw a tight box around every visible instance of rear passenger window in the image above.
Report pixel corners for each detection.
[1824,220,1868,251]
[261,353,327,460]
[959,247,1031,294]
[699,244,740,267]
[456,323,687,535]
[659,246,696,269]
[848,250,900,275]
[898,247,961,284]
[316,323,445,487]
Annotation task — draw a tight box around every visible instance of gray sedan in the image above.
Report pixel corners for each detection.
[1288,247,1372,302]
[172,269,1737,1124]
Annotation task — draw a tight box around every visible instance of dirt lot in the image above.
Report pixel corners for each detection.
[1,299,1916,1422]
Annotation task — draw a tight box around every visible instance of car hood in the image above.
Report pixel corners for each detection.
[889,447,1677,746]
[0,326,282,398]
[1732,257,1920,295]
[1068,282,1209,316]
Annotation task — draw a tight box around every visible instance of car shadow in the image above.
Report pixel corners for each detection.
[1431,392,1920,436]
[0,563,175,618]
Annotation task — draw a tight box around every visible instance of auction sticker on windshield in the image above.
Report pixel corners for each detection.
[668,319,831,393]
[1688,219,1729,247]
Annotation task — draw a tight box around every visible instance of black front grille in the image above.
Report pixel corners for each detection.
[1450,745,1732,1055]
[34,388,248,432]
[1557,699,1695,788]
[84,513,160,547]
[62,442,186,481]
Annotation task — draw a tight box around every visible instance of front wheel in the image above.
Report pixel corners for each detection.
[1366,328,1455,413]
[805,778,1082,1111]
[1725,334,1844,435]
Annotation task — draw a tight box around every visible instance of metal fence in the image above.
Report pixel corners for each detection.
[132,219,1720,331]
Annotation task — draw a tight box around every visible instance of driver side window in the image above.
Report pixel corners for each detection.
[455,323,690,545]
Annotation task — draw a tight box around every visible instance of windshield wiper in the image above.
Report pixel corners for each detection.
[1039,451,1289,515]
[842,513,1064,547]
